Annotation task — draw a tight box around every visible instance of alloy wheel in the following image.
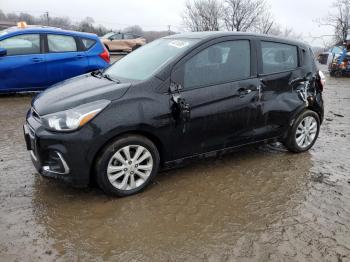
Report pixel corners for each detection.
[107,145,153,191]
[295,116,318,148]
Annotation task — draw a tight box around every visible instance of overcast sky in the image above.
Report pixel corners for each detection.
[1,0,334,46]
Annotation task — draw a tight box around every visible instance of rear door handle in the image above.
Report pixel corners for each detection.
[31,57,43,62]
[76,54,85,59]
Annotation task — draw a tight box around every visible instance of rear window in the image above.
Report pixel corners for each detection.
[48,34,77,52]
[81,38,96,50]
[124,34,136,39]
[261,41,298,74]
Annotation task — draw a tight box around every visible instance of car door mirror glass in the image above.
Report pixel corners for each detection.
[0,47,7,56]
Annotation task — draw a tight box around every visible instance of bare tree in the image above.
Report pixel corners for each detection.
[223,0,270,32]
[268,25,303,40]
[0,10,6,20]
[318,0,350,43]
[182,0,223,31]
[124,25,144,35]
[255,11,274,34]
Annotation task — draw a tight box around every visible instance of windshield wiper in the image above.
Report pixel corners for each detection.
[102,73,120,84]
[91,70,103,78]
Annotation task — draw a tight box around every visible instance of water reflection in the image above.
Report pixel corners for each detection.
[32,145,312,260]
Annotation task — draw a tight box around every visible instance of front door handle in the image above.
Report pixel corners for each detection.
[260,79,267,87]
[238,87,252,96]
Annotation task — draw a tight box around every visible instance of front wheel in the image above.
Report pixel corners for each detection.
[96,135,160,196]
[284,110,320,153]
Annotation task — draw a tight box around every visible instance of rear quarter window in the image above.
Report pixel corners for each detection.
[81,38,96,50]
[261,41,298,74]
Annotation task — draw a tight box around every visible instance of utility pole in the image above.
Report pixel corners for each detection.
[45,11,49,26]
[168,25,171,35]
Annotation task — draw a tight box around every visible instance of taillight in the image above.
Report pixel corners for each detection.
[99,46,110,64]
[318,70,326,91]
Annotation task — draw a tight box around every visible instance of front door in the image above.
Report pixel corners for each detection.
[169,38,261,159]
[0,33,47,92]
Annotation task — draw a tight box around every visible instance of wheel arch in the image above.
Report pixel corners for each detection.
[89,129,165,183]
[284,106,322,140]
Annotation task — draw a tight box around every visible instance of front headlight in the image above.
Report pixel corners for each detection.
[41,100,110,132]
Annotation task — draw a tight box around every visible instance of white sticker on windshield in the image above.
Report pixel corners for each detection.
[168,40,189,49]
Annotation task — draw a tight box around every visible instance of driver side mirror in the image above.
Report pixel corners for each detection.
[0,47,7,57]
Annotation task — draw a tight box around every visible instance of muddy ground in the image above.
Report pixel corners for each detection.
[0,69,349,262]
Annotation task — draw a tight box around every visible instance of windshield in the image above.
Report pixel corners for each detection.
[101,32,115,39]
[104,38,200,81]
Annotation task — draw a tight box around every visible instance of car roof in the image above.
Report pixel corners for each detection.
[164,31,309,48]
[2,25,98,39]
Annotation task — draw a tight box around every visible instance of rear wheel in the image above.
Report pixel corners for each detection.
[96,135,160,196]
[334,70,342,77]
[284,110,320,153]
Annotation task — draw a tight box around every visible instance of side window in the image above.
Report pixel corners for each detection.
[111,34,123,40]
[183,40,251,89]
[261,41,298,74]
[124,34,135,39]
[47,34,77,52]
[0,34,40,56]
[81,38,96,50]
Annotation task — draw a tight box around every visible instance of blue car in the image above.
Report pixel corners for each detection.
[0,25,110,93]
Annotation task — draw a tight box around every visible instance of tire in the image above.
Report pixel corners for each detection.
[284,110,320,153]
[334,70,342,77]
[95,135,160,196]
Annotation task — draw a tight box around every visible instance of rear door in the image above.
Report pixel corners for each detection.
[123,34,138,51]
[254,40,302,140]
[0,33,47,92]
[109,33,124,51]
[169,37,261,158]
[44,33,88,85]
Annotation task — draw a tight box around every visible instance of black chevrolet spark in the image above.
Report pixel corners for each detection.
[24,32,325,196]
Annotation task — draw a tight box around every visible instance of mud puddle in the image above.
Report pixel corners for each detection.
[0,74,349,261]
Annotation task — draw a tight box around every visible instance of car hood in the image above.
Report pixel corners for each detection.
[32,74,131,116]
